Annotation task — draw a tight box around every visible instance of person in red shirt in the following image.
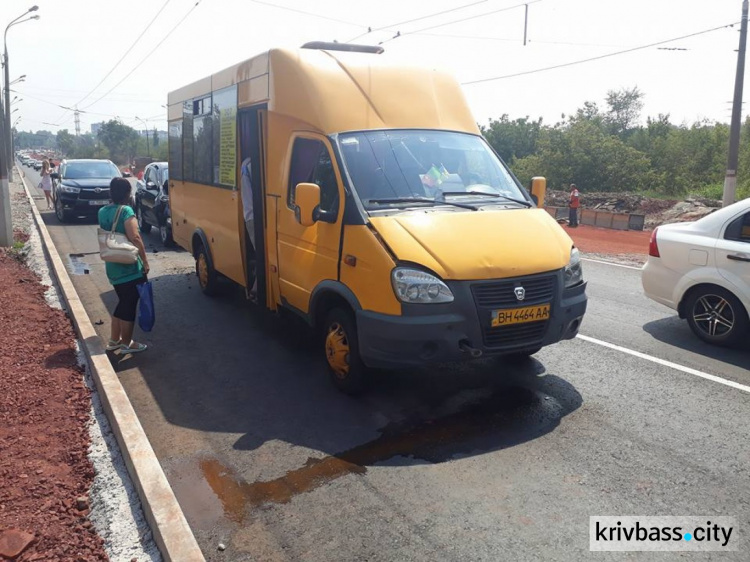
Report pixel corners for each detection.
[569,183,580,228]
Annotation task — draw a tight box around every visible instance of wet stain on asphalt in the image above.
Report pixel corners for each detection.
[67,254,90,275]
[199,383,576,523]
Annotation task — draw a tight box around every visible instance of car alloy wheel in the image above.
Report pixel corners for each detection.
[691,294,735,338]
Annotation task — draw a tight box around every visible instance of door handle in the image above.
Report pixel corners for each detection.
[727,253,750,262]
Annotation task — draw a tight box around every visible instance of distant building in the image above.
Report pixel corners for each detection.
[90,122,105,135]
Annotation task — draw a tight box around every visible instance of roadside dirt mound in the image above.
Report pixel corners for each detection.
[545,190,721,229]
[0,250,108,561]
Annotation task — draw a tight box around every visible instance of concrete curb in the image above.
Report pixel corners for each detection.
[17,169,205,562]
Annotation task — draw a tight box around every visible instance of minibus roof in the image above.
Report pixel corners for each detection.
[167,47,479,136]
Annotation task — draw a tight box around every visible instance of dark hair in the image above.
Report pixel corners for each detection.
[110,177,132,204]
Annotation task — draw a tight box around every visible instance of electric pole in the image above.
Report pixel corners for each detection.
[723,0,749,207]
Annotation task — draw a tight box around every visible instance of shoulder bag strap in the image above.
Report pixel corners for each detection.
[110,205,124,234]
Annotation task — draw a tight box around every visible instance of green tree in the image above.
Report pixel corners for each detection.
[605,86,644,137]
[481,115,543,163]
[97,120,140,165]
[56,129,75,156]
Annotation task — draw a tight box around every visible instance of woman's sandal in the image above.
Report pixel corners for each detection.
[105,339,125,351]
[122,342,148,354]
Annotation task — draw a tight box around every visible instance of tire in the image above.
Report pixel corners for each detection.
[323,308,368,395]
[159,224,174,247]
[685,286,749,347]
[195,241,218,296]
[137,205,151,233]
[54,194,70,223]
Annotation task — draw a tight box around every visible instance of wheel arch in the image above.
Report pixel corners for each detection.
[309,281,362,329]
[191,228,211,258]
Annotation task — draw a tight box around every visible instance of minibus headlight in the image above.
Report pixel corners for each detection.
[564,247,583,288]
[392,267,454,304]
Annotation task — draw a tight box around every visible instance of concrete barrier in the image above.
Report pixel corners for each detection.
[594,211,613,228]
[580,209,596,226]
[612,213,630,231]
[628,214,645,231]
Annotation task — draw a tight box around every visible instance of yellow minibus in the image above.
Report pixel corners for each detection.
[167,42,587,393]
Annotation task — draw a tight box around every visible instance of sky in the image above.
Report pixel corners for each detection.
[4,0,748,135]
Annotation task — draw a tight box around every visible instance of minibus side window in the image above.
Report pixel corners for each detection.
[288,138,340,216]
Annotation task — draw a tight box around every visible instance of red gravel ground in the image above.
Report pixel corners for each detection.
[0,250,108,561]
[561,224,651,256]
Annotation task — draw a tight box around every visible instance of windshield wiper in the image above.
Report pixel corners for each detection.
[441,191,532,208]
[365,197,478,211]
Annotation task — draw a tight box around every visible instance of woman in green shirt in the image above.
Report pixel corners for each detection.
[98,178,151,353]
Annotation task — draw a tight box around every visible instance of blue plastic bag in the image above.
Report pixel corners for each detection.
[136,280,155,332]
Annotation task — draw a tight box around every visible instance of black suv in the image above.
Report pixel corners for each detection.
[53,159,122,222]
[135,162,173,246]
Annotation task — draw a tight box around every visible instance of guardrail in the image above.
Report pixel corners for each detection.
[545,207,645,231]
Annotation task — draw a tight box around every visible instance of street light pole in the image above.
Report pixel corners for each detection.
[723,0,749,207]
[0,90,9,246]
[4,6,39,164]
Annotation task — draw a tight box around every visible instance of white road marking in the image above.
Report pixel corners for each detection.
[577,334,750,394]
[581,257,643,270]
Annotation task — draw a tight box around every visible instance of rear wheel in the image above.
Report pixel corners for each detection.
[685,286,749,347]
[323,308,368,395]
[195,242,218,296]
[137,205,151,233]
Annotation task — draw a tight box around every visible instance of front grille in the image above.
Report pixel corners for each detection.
[483,321,548,349]
[78,188,110,200]
[472,273,555,308]
[472,273,556,349]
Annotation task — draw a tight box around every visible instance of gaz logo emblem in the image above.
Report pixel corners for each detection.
[514,286,526,301]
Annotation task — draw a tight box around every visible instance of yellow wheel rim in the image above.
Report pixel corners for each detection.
[197,254,209,288]
[325,322,350,378]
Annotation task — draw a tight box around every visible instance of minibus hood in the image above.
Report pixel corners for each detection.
[369,208,573,280]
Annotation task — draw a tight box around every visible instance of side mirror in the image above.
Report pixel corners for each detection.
[146,181,157,190]
[530,176,546,208]
[50,172,59,180]
[295,182,321,227]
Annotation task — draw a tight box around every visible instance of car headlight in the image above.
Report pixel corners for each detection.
[59,184,80,194]
[391,267,454,304]
[564,247,583,288]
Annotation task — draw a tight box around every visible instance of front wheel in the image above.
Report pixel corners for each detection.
[685,286,749,347]
[55,195,70,223]
[137,205,152,233]
[195,242,219,296]
[159,224,174,247]
[323,308,368,395]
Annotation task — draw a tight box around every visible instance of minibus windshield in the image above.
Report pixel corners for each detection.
[337,130,528,210]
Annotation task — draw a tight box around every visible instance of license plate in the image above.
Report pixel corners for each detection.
[89,200,109,206]
[492,304,550,327]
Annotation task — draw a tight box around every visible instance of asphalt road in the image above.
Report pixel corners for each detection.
[21,163,750,561]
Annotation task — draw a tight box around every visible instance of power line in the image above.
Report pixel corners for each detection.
[346,0,489,43]
[82,0,206,110]
[74,0,173,107]
[248,0,363,27]
[463,21,739,85]
[380,0,542,44]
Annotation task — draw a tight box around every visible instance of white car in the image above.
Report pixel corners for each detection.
[642,198,750,346]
